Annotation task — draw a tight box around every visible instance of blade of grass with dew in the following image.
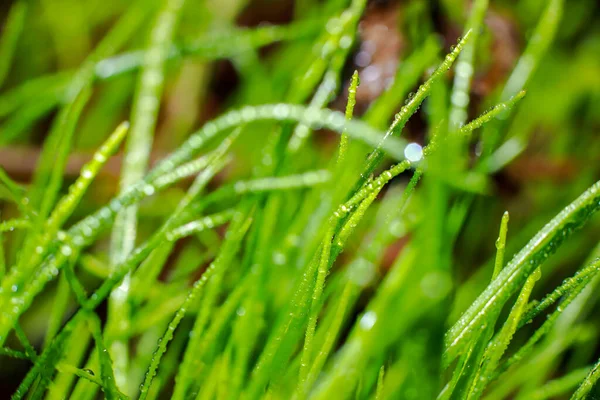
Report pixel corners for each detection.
[376,366,385,400]
[570,359,600,400]
[0,147,231,351]
[519,258,600,326]
[445,180,600,365]
[357,31,471,186]
[336,70,359,167]
[11,313,82,400]
[493,258,600,382]
[246,160,413,398]
[13,323,36,362]
[305,176,422,389]
[439,212,510,400]
[0,122,129,312]
[55,363,103,389]
[138,209,253,400]
[363,36,440,130]
[0,219,30,233]
[0,103,382,346]
[296,224,335,397]
[46,319,91,400]
[297,80,363,389]
[466,268,542,399]
[0,347,30,360]
[70,349,99,400]
[459,92,526,139]
[86,312,129,400]
[248,0,366,304]
[106,0,185,393]
[4,0,154,300]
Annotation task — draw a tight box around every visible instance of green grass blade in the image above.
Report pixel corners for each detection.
[445,180,600,365]
[467,268,541,398]
[138,210,252,400]
[357,31,471,184]
[0,0,27,88]
[86,312,129,400]
[571,360,600,400]
[336,70,359,167]
[106,0,185,392]
[448,0,488,131]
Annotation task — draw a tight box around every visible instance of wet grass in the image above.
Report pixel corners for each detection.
[1,0,600,398]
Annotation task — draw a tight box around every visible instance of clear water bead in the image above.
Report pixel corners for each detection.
[404,143,423,162]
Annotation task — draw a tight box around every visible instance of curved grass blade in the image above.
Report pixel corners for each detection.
[0,104,398,346]
[459,92,526,139]
[0,122,128,304]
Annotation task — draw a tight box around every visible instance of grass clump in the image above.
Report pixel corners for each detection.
[0,0,600,399]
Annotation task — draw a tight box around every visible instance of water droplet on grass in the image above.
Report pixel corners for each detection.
[404,143,423,162]
[359,311,377,330]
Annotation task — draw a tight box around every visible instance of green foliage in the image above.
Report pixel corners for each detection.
[0,0,599,399]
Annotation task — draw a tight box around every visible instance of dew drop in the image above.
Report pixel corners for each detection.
[143,185,155,196]
[404,143,423,162]
[61,245,73,257]
[359,311,377,330]
[81,168,93,179]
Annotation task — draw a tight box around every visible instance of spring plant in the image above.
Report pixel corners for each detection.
[0,0,599,398]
